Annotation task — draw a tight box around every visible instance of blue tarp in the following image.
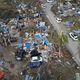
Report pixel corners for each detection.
[44,39,49,46]
[35,34,41,40]
[35,33,49,46]
[25,43,31,49]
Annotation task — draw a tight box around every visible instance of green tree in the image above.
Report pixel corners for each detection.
[59,32,68,47]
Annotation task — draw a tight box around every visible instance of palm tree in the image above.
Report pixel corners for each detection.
[49,31,68,58]
[52,32,68,58]
[58,32,68,57]
[59,32,68,47]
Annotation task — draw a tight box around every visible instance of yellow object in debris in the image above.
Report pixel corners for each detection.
[44,45,48,50]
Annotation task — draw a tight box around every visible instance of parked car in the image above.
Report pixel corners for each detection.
[31,56,43,63]
[47,0,53,3]
[69,32,78,41]
[56,17,62,23]
[28,56,43,68]
[15,49,26,61]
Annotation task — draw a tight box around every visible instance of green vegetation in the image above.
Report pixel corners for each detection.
[70,22,80,31]
[58,32,68,47]
[56,32,68,58]
[62,16,80,22]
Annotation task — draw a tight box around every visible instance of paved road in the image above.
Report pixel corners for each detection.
[42,3,80,66]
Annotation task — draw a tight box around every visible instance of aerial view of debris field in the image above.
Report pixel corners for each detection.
[0,0,80,80]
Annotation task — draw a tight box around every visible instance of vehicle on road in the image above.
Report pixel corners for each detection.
[56,17,62,23]
[47,0,53,3]
[69,32,78,41]
[69,29,80,41]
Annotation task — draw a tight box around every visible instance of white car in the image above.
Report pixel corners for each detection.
[47,0,53,3]
[56,17,62,23]
[69,32,78,41]
[31,56,43,63]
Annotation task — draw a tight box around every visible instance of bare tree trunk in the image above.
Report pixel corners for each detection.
[59,47,63,58]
